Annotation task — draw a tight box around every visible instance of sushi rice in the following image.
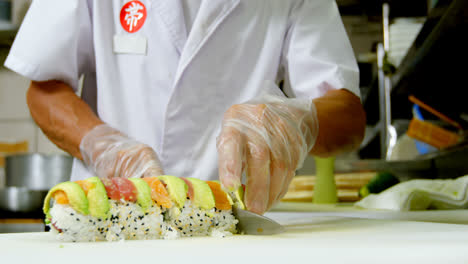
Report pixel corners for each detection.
[166,200,238,238]
[48,199,238,242]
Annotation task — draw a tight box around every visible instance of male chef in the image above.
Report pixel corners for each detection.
[5,0,365,214]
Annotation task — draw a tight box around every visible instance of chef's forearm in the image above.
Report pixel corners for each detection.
[27,80,104,159]
[309,88,366,157]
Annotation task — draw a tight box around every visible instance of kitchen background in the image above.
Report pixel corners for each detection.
[0,0,432,166]
[0,0,65,187]
[1,0,467,231]
[1,0,461,181]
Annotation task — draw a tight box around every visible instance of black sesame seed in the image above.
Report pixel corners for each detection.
[178,227,182,230]
[134,227,137,230]
[200,224,203,226]
[141,223,144,226]
[197,213,200,217]
[76,218,80,221]
[145,212,149,216]
[70,213,74,216]
[145,228,149,232]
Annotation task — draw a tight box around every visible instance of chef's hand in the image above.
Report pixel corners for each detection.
[217,92,318,214]
[80,124,164,178]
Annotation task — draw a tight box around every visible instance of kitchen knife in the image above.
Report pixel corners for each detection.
[232,207,285,235]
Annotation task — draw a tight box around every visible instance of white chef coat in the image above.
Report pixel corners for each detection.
[181,0,202,32]
[5,0,360,181]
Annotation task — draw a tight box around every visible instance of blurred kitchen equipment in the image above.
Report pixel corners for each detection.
[406,95,462,150]
[313,157,338,204]
[335,142,468,181]
[5,153,72,191]
[409,95,463,130]
[378,3,397,160]
[0,140,28,189]
[0,187,47,213]
[283,172,377,203]
[407,118,460,149]
[0,0,11,22]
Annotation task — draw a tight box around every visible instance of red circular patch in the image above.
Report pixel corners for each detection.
[120,1,147,33]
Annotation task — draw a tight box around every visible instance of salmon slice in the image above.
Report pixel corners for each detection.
[75,180,93,196]
[53,190,69,204]
[206,181,232,210]
[143,177,172,208]
[181,178,194,201]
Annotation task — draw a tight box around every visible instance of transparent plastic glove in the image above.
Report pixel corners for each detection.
[80,124,164,178]
[217,83,319,214]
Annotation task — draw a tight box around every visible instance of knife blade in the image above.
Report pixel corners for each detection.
[232,207,285,235]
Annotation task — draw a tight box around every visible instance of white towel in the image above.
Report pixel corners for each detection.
[355,175,468,211]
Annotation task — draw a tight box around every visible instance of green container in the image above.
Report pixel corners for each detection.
[313,156,337,204]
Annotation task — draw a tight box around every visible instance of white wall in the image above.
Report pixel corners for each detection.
[0,0,63,154]
[0,48,64,154]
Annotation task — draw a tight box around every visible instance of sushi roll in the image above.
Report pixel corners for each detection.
[43,175,244,242]
[161,176,238,238]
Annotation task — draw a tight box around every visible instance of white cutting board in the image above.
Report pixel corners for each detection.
[1,213,468,264]
[272,202,468,224]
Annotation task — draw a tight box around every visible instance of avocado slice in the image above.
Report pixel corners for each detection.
[157,175,188,208]
[186,178,215,210]
[43,182,89,220]
[83,177,110,219]
[128,178,152,211]
[232,185,245,210]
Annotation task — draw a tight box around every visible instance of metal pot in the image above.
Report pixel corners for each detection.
[5,153,72,191]
[0,187,47,213]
